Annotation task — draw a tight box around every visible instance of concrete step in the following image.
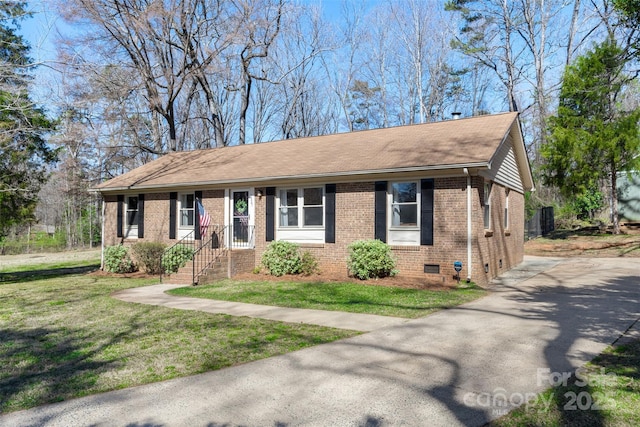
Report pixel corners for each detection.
[165,273,193,285]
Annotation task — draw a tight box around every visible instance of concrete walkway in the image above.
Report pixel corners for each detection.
[112,284,410,332]
[2,256,640,427]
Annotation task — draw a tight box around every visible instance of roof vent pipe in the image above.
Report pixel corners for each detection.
[452,112,462,120]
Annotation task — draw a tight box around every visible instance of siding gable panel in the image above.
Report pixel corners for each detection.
[487,136,524,193]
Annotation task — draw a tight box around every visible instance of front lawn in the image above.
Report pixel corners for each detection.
[0,270,358,413]
[168,279,486,318]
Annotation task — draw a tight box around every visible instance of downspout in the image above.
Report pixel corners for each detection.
[100,194,106,271]
[464,168,472,282]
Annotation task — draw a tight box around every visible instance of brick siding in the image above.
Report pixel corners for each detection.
[103,176,524,287]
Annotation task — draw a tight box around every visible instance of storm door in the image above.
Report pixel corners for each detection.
[231,190,251,247]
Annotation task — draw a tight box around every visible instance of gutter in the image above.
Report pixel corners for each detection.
[100,195,105,271]
[464,168,472,282]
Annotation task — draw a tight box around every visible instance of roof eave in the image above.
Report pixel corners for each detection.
[92,162,491,194]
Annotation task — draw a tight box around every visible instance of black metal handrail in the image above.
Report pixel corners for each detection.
[161,224,255,285]
[160,230,195,283]
[192,225,227,285]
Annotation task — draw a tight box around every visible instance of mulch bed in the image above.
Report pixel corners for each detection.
[233,271,463,290]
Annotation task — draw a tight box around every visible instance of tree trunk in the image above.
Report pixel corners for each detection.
[611,166,620,234]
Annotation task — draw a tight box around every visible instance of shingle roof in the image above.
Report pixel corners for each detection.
[96,112,529,192]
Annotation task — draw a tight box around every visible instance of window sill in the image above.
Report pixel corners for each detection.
[298,243,325,249]
[504,229,511,236]
[389,227,420,231]
[390,245,420,252]
[484,230,494,237]
[277,226,325,230]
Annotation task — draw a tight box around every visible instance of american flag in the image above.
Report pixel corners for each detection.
[196,198,211,237]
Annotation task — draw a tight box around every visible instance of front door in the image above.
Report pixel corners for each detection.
[231,190,251,247]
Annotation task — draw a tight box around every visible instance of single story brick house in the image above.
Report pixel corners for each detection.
[94,112,534,286]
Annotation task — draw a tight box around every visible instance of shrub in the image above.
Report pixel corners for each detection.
[131,242,167,274]
[347,239,397,280]
[261,241,301,276]
[104,245,136,273]
[299,250,319,276]
[161,244,194,274]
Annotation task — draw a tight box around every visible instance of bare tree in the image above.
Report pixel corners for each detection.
[321,0,368,132]
[387,0,459,123]
[228,0,284,144]
[59,0,239,151]
[361,5,393,127]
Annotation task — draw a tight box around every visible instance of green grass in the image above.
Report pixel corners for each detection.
[0,266,358,413]
[490,339,640,427]
[168,279,487,318]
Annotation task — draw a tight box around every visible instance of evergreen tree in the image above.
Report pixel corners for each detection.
[0,1,56,242]
[543,39,640,233]
[613,0,640,55]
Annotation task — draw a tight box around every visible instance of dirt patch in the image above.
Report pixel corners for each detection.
[525,224,640,258]
[88,269,158,279]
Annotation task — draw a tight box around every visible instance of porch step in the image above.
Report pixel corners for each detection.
[165,261,194,285]
[198,256,229,285]
[165,257,230,286]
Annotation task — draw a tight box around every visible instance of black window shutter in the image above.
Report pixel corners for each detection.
[265,187,275,242]
[137,194,145,238]
[169,192,177,239]
[117,195,124,238]
[194,191,202,240]
[421,179,434,246]
[374,181,387,242]
[325,184,336,243]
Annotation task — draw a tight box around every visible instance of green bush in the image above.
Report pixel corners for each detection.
[299,250,319,276]
[347,239,397,280]
[132,242,167,274]
[104,245,136,273]
[161,244,194,274]
[261,241,301,276]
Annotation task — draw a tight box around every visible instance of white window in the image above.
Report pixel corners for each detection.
[391,182,418,227]
[279,187,324,227]
[179,193,195,228]
[303,187,324,226]
[125,196,139,238]
[484,181,492,230]
[277,187,325,244]
[279,189,299,227]
[388,181,420,246]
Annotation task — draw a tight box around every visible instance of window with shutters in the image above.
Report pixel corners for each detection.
[484,181,492,230]
[390,182,418,227]
[179,194,195,228]
[276,187,325,243]
[388,181,420,246]
[125,196,139,239]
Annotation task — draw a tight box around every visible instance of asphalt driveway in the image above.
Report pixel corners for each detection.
[2,256,639,426]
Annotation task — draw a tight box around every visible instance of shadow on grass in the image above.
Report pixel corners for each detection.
[0,326,113,413]
[0,265,100,284]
